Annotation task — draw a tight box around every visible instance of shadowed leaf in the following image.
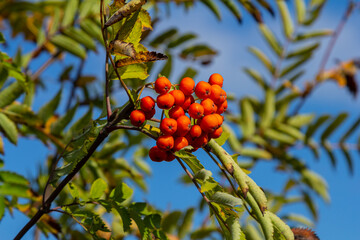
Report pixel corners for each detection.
[115,51,168,67]
[105,0,146,28]
[110,40,136,59]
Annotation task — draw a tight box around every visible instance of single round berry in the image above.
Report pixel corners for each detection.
[140,96,155,112]
[190,125,202,138]
[213,113,224,128]
[208,73,224,87]
[182,95,195,111]
[201,98,216,115]
[157,135,174,150]
[170,90,185,106]
[209,85,226,104]
[157,93,175,109]
[173,137,189,151]
[216,100,228,114]
[130,110,146,127]
[195,81,212,99]
[200,114,219,133]
[209,126,223,139]
[188,103,204,119]
[149,146,167,162]
[160,118,177,135]
[155,77,172,94]
[176,115,191,136]
[169,106,185,119]
[192,133,208,148]
[179,77,195,96]
[144,108,156,120]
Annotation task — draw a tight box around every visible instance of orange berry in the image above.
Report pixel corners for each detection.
[170,90,185,106]
[195,81,212,99]
[201,98,216,115]
[209,85,226,104]
[176,115,191,136]
[179,77,195,96]
[200,114,219,133]
[157,135,174,150]
[144,108,156,120]
[173,137,189,151]
[213,113,223,127]
[209,126,223,139]
[140,96,155,112]
[160,118,177,135]
[182,95,195,111]
[149,146,167,162]
[169,106,185,119]
[155,77,172,94]
[188,103,204,119]
[192,133,208,148]
[165,151,175,162]
[208,73,223,87]
[130,110,146,127]
[190,125,202,138]
[157,93,175,109]
[216,100,228,114]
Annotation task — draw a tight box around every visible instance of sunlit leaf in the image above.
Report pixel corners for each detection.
[0,81,24,108]
[0,113,17,144]
[260,89,275,129]
[63,27,96,50]
[276,0,294,38]
[90,178,108,199]
[200,0,221,21]
[258,23,283,56]
[50,35,87,59]
[295,0,306,24]
[248,46,275,74]
[117,63,148,80]
[62,0,78,27]
[286,43,319,59]
[168,33,197,48]
[295,29,332,41]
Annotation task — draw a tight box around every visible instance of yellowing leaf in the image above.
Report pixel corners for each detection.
[115,51,168,68]
[105,0,146,28]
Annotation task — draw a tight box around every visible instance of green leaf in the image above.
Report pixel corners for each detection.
[0,113,18,144]
[50,34,87,59]
[241,148,272,160]
[144,214,161,229]
[258,23,282,56]
[260,89,275,129]
[0,196,4,221]
[220,0,242,23]
[51,104,78,136]
[264,129,296,145]
[276,123,304,141]
[305,115,330,143]
[0,81,24,108]
[301,169,329,202]
[295,29,332,41]
[80,19,104,43]
[178,208,195,239]
[175,150,203,173]
[38,90,62,123]
[276,0,294,38]
[248,46,274,74]
[190,227,218,239]
[90,178,107,199]
[62,0,78,26]
[280,54,312,78]
[340,116,360,143]
[215,130,230,146]
[62,27,96,50]
[68,107,93,135]
[340,145,354,175]
[201,0,221,20]
[283,214,314,228]
[178,68,197,83]
[0,33,5,43]
[194,169,212,181]
[168,34,197,48]
[210,192,242,208]
[268,211,294,240]
[0,171,28,186]
[240,98,256,138]
[113,205,131,232]
[160,54,172,78]
[110,182,133,203]
[117,63,148,80]
[321,113,348,143]
[295,0,306,24]
[161,211,182,233]
[323,142,337,167]
[68,182,80,199]
[287,114,315,128]
[227,216,246,240]
[150,28,178,48]
[243,68,268,90]
[244,224,263,240]
[0,183,30,198]
[286,43,320,59]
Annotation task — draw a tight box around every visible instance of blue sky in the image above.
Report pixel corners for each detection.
[1,0,360,239]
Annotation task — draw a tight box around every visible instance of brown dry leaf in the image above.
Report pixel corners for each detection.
[115,51,168,68]
[105,0,147,28]
[109,40,136,59]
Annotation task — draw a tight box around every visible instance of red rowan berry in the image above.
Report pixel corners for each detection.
[157,93,175,109]
[216,100,228,114]
[208,73,223,87]
[182,95,195,111]
[176,115,191,136]
[195,81,212,99]
[188,103,204,119]
[173,137,189,151]
[157,135,174,150]
[190,125,202,138]
[201,98,216,115]
[192,133,208,148]
[169,106,185,119]
[209,126,223,139]
[160,118,177,135]
[165,151,175,162]
[200,114,219,133]
[149,146,167,162]
[209,85,226,104]
[179,77,195,96]
[140,96,155,112]
[170,89,185,106]
[144,108,156,120]
[155,77,171,94]
[130,110,146,127]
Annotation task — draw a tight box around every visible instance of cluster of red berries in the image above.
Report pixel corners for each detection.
[129,73,228,162]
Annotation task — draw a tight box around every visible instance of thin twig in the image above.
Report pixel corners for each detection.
[293,1,356,114]
[31,51,61,81]
[175,156,230,232]
[51,209,88,231]
[51,200,98,211]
